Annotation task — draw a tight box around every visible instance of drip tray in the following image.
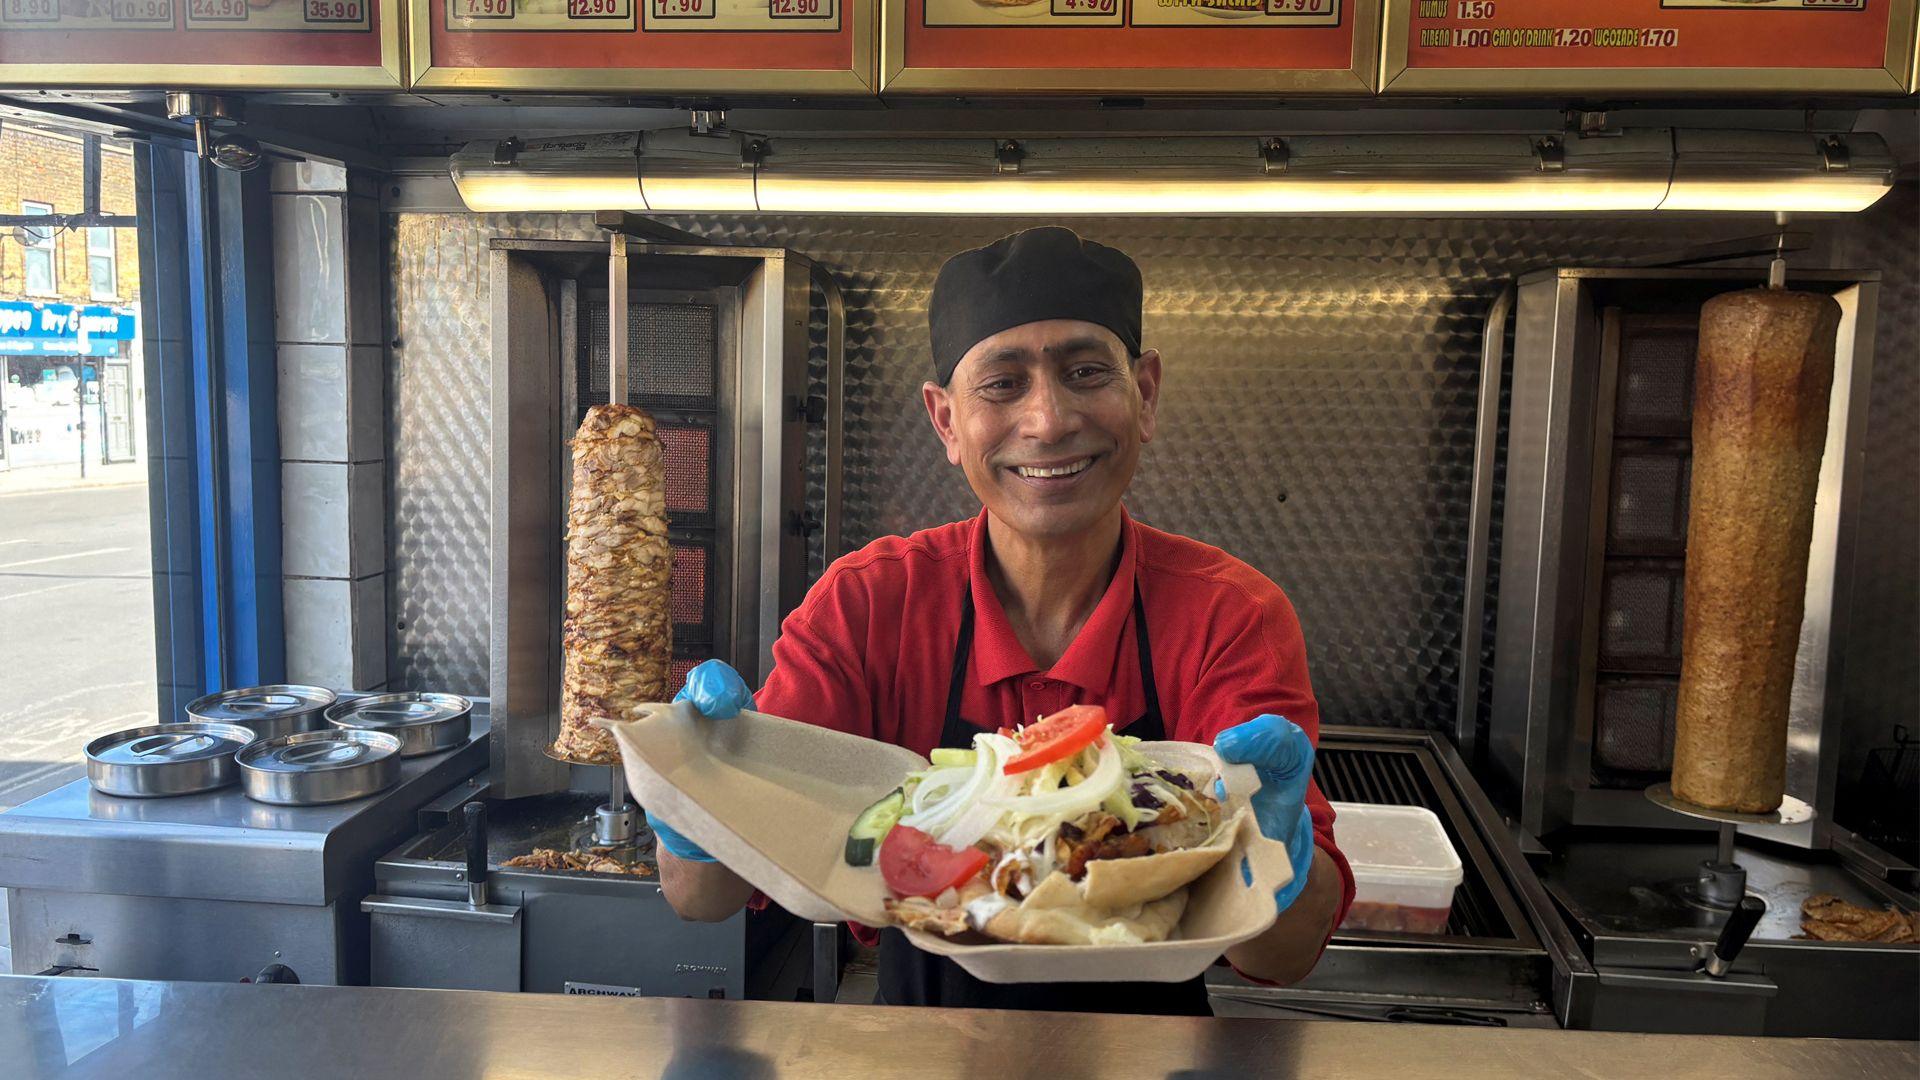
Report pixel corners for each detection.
[406,791,656,872]
[1207,727,1560,1023]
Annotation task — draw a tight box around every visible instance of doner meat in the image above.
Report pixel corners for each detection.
[552,404,672,765]
[1672,288,1839,814]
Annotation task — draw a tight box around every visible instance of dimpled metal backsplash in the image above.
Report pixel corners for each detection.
[388,212,1899,729]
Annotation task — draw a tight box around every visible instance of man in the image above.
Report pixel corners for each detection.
[653,226,1353,1014]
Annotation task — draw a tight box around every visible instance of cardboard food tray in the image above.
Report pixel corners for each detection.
[598,701,1294,984]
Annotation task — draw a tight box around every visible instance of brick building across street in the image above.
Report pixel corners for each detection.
[0,121,142,471]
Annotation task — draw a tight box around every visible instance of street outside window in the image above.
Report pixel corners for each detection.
[2,125,153,829]
[22,201,55,296]
[87,226,116,300]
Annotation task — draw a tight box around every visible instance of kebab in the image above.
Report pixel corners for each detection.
[551,403,673,765]
[1672,286,1839,814]
[845,705,1236,946]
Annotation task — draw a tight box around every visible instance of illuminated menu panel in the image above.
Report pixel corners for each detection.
[445,0,635,30]
[0,0,397,87]
[1381,0,1914,94]
[413,0,867,89]
[185,0,372,30]
[0,0,175,28]
[886,0,1380,92]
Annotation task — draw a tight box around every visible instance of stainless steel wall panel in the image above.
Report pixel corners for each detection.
[1826,186,1918,822]
[388,214,606,695]
[387,212,1892,735]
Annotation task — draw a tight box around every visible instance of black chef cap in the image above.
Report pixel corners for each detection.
[927,226,1143,385]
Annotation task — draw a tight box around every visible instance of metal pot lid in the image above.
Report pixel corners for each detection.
[325,692,471,732]
[187,684,336,723]
[238,729,403,773]
[86,722,256,767]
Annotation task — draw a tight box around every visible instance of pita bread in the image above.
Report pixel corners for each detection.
[887,882,1189,946]
[983,891,1188,946]
[882,804,1244,945]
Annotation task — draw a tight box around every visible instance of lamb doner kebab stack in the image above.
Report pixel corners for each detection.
[1672,287,1839,814]
[552,403,673,765]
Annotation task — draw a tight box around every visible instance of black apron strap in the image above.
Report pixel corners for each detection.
[881,574,1207,1016]
[1127,581,1167,742]
[938,587,978,752]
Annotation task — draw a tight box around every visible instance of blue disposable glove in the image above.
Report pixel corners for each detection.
[646,659,757,863]
[1214,714,1317,915]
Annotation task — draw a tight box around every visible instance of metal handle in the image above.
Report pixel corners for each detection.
[1455,280,1515,758]
[1705,896,1766,978]
[463,800,490,905]
[811,264,846,567]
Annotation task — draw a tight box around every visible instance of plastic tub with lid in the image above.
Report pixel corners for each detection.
[1329,801,1463,934]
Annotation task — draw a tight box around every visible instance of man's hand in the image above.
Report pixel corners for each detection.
[1213,714,1316,913]
[646,659,756,864]
[1215,713,1340,984]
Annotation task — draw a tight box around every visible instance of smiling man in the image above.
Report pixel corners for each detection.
[654,226,1353,1014]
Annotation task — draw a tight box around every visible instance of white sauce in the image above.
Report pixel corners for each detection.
[965,892,1015,930]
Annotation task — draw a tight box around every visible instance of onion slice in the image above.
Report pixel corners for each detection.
[984,735,1123,820]
[902,741,995,833]
[935,735,1022,849]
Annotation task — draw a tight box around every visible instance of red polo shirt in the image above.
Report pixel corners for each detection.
[755,507,1355,957]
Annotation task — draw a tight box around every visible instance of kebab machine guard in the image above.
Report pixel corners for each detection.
[357,228,840,1000]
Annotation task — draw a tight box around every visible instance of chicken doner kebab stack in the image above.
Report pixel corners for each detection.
[551,404,672,764]
[1672,287,1839,814]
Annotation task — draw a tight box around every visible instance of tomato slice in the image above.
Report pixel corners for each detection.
[878,826,990,899]
[1003,704,1109,775]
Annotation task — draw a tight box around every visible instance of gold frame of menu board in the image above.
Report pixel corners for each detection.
[0,0,405,90]
[407,0,876,92]
[1379,0,1917,95]
[1910,7,1919,89]
[880,0,1381,95]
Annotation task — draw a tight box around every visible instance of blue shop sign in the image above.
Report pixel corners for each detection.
[0,301,136,357]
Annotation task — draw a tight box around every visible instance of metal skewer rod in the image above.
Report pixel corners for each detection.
[608,229,629,406]
[1767,211,1790,289]
[585,223,640,851]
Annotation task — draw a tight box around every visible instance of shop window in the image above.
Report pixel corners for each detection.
[88,226,116,300]
[22,201,55,296]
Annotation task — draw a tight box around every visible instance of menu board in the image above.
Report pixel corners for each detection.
[410,0,870,91]
[1381,0,1916,94]
[884,0,1378,93]
[0,0,400,88]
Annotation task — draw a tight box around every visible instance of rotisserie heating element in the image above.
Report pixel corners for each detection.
[583,298,725,691]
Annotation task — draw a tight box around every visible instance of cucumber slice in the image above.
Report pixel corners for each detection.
[929,748,977,767]
[844,787,905,867]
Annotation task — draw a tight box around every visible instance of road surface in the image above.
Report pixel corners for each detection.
[0,481,156,809]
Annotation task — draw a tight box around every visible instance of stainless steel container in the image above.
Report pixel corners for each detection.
[325,693,472,758]
[186,685,337,741]
[84,722,258,798]
[237,729,404,806]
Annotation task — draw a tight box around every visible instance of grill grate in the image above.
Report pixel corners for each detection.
[587,302,718,403]
[1314,746,1506,940]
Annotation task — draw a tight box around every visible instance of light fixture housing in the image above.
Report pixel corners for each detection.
[449,129,1895,217]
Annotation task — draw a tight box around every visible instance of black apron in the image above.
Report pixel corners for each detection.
[876,582,1213,1016]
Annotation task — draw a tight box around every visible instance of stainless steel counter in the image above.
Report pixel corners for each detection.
[4,973,1912,1080]
[0,715,489,906]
